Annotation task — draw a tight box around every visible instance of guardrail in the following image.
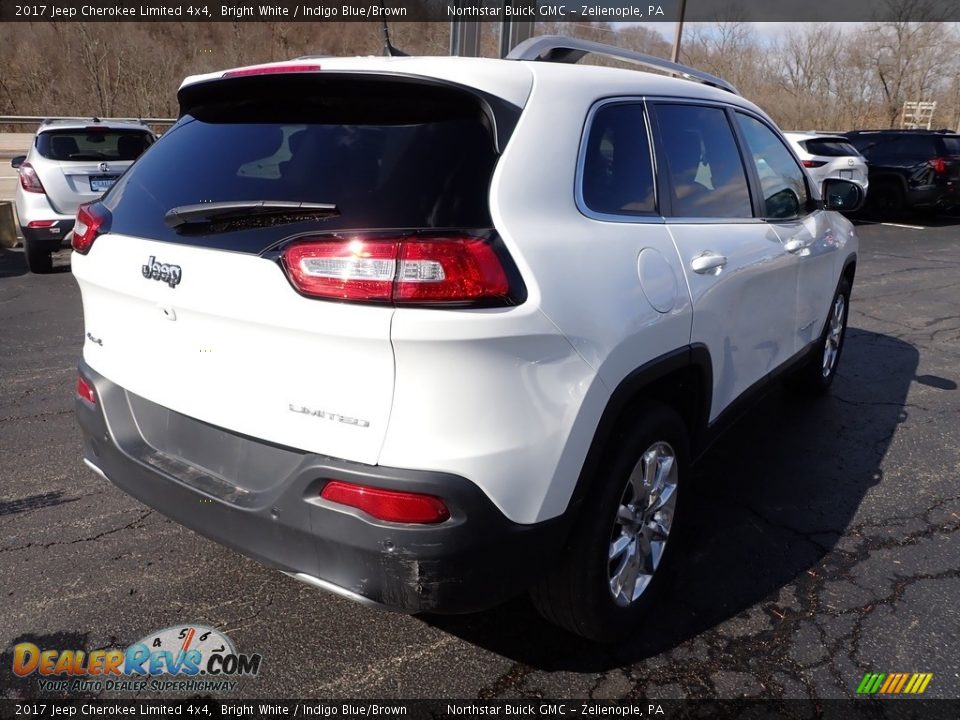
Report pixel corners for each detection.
[0,115,177,126]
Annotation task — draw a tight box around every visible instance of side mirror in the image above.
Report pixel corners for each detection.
[10,155,26,169]
[822,178,865,213]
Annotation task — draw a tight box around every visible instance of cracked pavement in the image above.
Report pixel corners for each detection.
[0,218,957,700]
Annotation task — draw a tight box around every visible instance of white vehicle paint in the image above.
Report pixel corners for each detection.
[72,37,861,637]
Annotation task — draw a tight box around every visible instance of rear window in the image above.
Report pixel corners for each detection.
[37,129,153,162]
[940,136,960,155]
[803,139,860,157]
[103,76,504,252]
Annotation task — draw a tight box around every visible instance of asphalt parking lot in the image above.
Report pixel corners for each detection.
[0,218,958,701]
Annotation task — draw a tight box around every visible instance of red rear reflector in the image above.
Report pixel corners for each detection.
[802,160,827,168]
[18,162,45,194]
[320,481,450,524]
[929,157,948,174]
[223,64,321,78]
[282,235,511,306]
[27,220,57,228]
[72,203,110,255]
[77,376,96,405]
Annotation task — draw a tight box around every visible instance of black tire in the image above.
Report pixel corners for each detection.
[530,403,689,642]
[23,239,54,274]
[867,180,906,220]
[789,277,851,395]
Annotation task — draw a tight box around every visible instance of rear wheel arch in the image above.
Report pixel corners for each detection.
[566,345,712,518]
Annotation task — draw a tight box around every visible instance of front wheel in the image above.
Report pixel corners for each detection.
[789,278,850,395]
[530,403,688,641]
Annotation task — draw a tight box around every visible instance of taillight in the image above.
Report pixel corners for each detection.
[77,376,96,405]
[802,160,827,169]
[72,203,111,255]
[26,220,57,229]
[928,157,948,174]
[320,480,450,524]
[282,235,512,306]
[18,162,44,193]
[223,63,322,78]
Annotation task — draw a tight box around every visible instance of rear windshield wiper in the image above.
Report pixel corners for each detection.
[164,200,339,229]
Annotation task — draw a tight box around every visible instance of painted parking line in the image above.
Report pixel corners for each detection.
[856,220,926,230]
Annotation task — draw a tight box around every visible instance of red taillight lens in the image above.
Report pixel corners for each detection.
[802,160,827,168]
[284,238,398,301]
[223,63,322,78]
[26,220,57,228]
[18,162,45,193]
[77,376,96,405]
[282,235,512,306]
[320,481,450,524]
[395,239,509,303]
[72,203,110,255]
[928,157,948,174]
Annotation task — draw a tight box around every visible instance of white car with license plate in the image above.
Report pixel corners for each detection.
[11,118,155,273]
[784,132,869,201]
[71,37,863,641]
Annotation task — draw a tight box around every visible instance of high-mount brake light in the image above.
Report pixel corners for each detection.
[223,64,322,78]
[282,236,511,306]
[72,203,111,255]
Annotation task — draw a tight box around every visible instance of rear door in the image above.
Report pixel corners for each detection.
[651,101,799,420]
[34,128,153,214]
[733,112,838,352]
[72,74,506,465]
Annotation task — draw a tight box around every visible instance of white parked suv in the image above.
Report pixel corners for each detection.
[72,37,863,641]
[784,131,869,200]
[12,118,155,273]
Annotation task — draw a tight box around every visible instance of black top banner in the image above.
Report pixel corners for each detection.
[3,699,960,720]
[1,0,959,22]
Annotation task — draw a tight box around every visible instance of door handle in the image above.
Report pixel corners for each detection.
[691,252,727,275]
[783,239,806,254]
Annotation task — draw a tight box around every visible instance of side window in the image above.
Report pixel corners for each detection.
[735,113,811,220]
[580,102,656,217]
[654,104,752,219]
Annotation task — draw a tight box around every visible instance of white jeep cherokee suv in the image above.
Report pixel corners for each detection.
[72,37,862,641]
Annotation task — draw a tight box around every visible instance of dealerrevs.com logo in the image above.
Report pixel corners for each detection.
[12,624,262,694]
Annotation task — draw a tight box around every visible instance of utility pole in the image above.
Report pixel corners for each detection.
[670,0,687,63]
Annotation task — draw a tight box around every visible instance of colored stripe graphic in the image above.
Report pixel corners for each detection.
[857,672,932,695]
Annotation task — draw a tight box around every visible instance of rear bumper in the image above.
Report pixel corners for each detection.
[21,219,73,250]
[75,360,568,613]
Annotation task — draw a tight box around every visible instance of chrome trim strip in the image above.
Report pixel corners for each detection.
[284,572,413,614]
[83,458,110,482]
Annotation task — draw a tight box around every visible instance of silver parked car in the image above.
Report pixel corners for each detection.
[11,118,155,273]
[785,132,869,201]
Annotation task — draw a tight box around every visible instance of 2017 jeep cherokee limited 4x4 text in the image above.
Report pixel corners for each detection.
[73,37,863,641]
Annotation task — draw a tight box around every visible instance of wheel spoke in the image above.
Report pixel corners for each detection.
[609,533,631,561]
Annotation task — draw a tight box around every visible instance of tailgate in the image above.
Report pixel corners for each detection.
[41,160,132,215]
[73,234,395,465]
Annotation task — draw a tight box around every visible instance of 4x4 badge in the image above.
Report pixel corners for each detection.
[142,256,182,288]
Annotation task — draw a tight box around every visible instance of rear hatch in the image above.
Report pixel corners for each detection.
[72,71,515,465]
[800,136,868,186]
[935,135,960,181]
[34,127,153,215]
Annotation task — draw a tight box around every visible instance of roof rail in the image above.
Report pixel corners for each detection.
[506,35,739,96]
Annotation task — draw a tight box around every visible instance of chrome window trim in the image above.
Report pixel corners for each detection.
[575,97,663,225]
